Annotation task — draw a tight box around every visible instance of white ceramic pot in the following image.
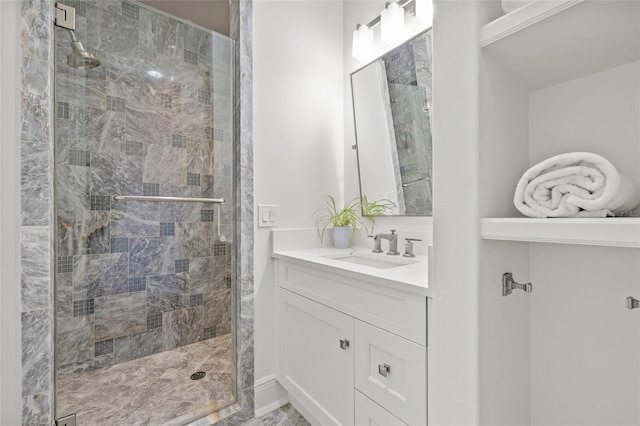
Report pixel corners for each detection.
[332,226,352,249]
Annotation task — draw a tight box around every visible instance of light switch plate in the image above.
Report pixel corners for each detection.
[258,205,278,227]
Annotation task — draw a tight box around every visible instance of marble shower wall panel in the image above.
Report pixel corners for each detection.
[383,32,433,215]
[94,292,147,340]
[22,309,52,398]
[54,0,234,375]
[21,141,51,227]
[21,227,52,312]
[388,83,432,214]
[21,0,54,424]
[230,0,254,412]
[411,32,433,108]
[21,56,51,146]
[147,273,190,314]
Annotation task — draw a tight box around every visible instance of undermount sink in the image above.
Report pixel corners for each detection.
[322,251,419,269]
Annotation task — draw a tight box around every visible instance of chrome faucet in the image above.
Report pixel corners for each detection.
[370,234,383,253]
[377,230,399,255]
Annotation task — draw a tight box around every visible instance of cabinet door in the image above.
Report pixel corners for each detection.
[278,288,354,426]
[355,390,408,426]
[355,320,427,426]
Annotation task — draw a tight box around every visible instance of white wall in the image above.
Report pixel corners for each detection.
[528,61,640,425]
[252,0,345,414]
[351,61,398,205]
[254,0,435,415]
[478,31,532,425]
[431,0,481,424]
[529,61,640,191]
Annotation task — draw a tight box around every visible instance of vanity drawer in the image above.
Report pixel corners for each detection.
[277,261,427,345]
[355,320,427,426]
[355,390,408,426]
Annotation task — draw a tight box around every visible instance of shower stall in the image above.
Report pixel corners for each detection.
[53,1,236,424]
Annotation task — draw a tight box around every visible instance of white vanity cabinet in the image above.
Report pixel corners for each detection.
[354,320,427,425]
[354,390,406,426]
[278,289,355,425]
[276,259,429,426]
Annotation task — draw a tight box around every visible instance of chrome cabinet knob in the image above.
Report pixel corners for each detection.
[378,363,391,377]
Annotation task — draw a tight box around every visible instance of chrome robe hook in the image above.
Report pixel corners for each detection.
[502,272,532,297]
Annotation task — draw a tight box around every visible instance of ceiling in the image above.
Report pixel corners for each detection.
[138,0,230,36]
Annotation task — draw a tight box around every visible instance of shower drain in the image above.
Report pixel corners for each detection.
[190,371,206,380]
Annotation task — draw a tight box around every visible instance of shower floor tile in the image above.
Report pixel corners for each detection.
[56,334,234,426]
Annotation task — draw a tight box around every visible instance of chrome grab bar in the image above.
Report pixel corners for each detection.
[112,195,225,204]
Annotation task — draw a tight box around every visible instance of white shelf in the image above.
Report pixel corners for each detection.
[481,217,640,248]
[481,0,640,90]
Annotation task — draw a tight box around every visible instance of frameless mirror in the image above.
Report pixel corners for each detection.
[351,29,433,216]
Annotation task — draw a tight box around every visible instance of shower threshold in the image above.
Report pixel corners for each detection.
[177,399,240,426]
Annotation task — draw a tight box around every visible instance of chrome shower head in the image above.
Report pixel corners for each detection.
[66,29,101,69]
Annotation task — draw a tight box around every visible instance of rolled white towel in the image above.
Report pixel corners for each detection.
[513,152,640,218]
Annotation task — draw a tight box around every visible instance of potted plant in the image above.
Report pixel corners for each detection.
[314,195,395,249]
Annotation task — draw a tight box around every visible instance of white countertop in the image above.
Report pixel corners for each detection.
[272,247,431,297]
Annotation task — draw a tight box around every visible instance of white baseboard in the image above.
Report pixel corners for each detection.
[254,375,289,418]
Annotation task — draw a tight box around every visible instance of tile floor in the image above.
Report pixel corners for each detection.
[56,334,234,425]
[242,404,311,426]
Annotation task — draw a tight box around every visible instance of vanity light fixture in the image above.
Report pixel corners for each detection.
[381,2,405,44]
[351,0,432,61]
[352,24,374,61]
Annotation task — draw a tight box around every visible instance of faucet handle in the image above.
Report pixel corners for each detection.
[390,229,396,234]
[403,238,421,258]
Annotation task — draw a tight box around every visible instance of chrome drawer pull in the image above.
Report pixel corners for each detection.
[378,363,391,377]
[339,339,350,350]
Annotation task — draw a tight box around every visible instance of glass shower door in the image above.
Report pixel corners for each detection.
[53,1,235,424]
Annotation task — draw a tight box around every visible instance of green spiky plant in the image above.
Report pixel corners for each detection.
[314,195,396,243]
[360,195,397,217]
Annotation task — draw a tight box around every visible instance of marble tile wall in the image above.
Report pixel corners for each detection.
[54,0,235,375]
[383,32,433,215]
[230,0,255,420]
[21,1,54,425]
[388,83,432,214]
[19,0,254,424]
